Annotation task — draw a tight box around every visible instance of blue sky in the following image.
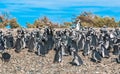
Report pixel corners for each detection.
[0,0,120,27]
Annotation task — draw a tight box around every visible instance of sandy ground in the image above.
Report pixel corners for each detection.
[0,48,120,74]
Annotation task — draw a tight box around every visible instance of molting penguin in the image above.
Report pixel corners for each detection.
[70,47,83,66]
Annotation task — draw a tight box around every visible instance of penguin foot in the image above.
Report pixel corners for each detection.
[15,50,21,53]
[28,50,34,52]
[69,62,81,66]
[90,58,101,63]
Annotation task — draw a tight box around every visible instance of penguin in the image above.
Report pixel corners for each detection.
[78,32,85,51]
[0,44,5,53]
[4,34,14,49]
[2,52,11,62]
[82,36,91,56]
[24,33,30,48]
[91,49,102,63]
[53,45,62,63]
[46,27,54,51]
[53,37,63,63]
[28,33,36,52]
[37,39,46,57]
[0,38,5,53]
[21,37,26,49]
[90,32,98,47]
[76,20,81,31]
[100,44,109,58]
[15,36,23,53]
[104,36,110,50]
[70,48,83,66]
[61,42,68,56]
[42,32,49,54]
[116,54,120,64]
[113,44,120,55]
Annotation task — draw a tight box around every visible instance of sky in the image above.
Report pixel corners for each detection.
[0,0,120,27]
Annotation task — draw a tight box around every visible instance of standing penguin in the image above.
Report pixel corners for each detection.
[61,42,68,56]
[82,36,91,56]
[15,36,23,53]
[37,38,46,57]
[4,33,14,49]
[0,43,4,53]
[53,38,62,63]
[70,48,83,66]
[91,49,102,63]
[113,44,120,55]
[100,44,109,58]
[78,32,85,51]
[28,32,36,52]
[0,37,5,53]
[116,54,120,64]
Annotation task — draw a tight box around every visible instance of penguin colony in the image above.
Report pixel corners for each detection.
[0,26,120,66]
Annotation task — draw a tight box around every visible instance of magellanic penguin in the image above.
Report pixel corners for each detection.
[101,44,110,58]
[53,38,62,63]
[70,47,83,66]
[15,35,23,53]
[82,36,91,56]
[98,41,109,58]
[116,54,120,64]
[28,33,36,52]
[2,52,11,62]
[78,32,85,51]
[91,48,102,63]
[37,38,46,57]
[53,46,62,63]
[0,38,5,53]
[113,43,120,55]
[4,34,14,49]
[0,44,5,53]
[61,42,69,56]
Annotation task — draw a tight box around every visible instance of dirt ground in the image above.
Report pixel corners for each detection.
[0,48,120,74]
[0,28,120,74]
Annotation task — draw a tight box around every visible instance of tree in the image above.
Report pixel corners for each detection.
[74,11,119,27]
[26,16,56,28]
[9,18,20,28]
[0,16,9,28]
[64,22,72,28]
[26,22,35,28]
